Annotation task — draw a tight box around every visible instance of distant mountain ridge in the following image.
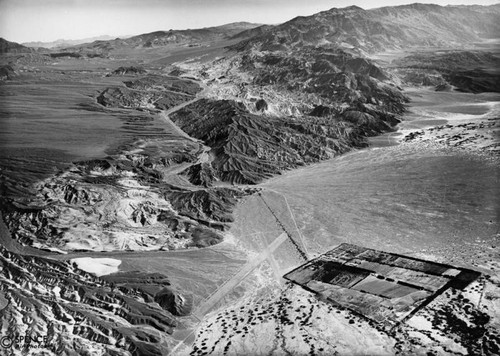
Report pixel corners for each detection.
[232,3,500,53]
[15,4,499,55]
[123,22,260,48]
[6,4,500,55]
[62,22,262,52]
[22,35,119,49]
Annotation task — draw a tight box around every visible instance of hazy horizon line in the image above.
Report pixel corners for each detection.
[1,0,499,43]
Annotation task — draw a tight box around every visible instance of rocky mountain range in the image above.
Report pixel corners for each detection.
[232,4,500,54]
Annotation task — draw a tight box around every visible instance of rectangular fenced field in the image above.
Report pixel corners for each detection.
[284,243,480,327]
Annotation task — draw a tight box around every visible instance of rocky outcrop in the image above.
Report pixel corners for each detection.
[153,288,193,316]
[166,188,247,226]
[101,271,193,316]
[97,86,192,111]
[109,66,147,76]
[309,105,336,117]
[435,83,453,92]
[181,163,216,187]
[123,75,202,95]
[254,98,268,112]
[97,75,201,110]
[0,64,16,81]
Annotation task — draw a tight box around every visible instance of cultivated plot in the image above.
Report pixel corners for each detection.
[284,243,480,328]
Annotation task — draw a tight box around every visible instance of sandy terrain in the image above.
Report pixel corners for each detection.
[180,86,500,355]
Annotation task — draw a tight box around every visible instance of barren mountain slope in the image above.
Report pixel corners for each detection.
[232,4,500,53]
